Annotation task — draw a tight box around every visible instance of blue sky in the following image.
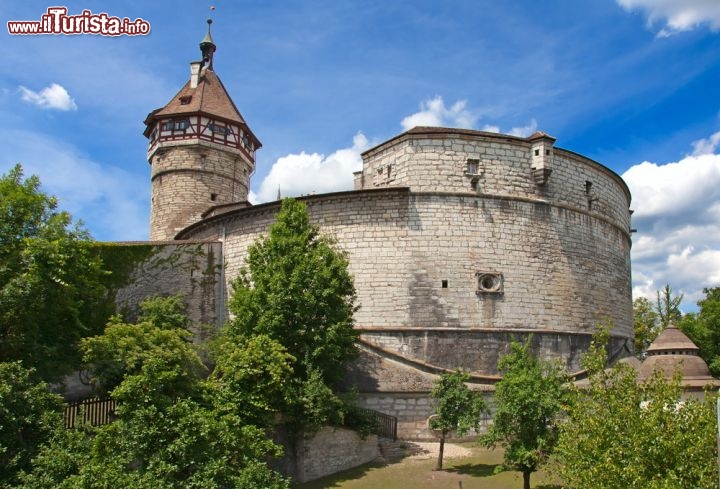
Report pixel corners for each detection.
[2,0,720,310]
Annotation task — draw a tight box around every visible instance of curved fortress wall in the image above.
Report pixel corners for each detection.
[178,128,633,379]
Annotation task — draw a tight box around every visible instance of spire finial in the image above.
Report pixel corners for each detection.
[199,8,217,70]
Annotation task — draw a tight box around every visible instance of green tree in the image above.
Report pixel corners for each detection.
[481,338,566,489]
[679,287,720,377]
[430,370,486,471]
[224,198,359,433]
[553,328,718,489]
[24,297,291,488]
[0,362,64,487]
[226,198,358,384]
[656,283,683,329]
[633,296,659,356]
[0,164,106,381]
[80,296,206,396]
[209,333,294,428]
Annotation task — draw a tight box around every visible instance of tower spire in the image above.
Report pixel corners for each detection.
[199,17,216,70]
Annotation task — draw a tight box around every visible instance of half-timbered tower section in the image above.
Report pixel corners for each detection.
[143,20,261,240]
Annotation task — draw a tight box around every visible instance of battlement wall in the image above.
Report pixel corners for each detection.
[358,129,631,231]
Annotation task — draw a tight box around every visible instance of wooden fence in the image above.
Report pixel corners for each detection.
[64,397,117,429]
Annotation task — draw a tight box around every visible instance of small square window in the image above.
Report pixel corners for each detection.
[180,95,192,105]
[441,280,448,288]
[210,193,217,201]
[466,158,479,175]
[534,149,540,156]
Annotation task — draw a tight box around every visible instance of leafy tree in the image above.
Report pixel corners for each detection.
[226,198,358,384]
[553,328,718,489]
[80,296,206,396]
[24,297,291,488]
[429,370,486,471]
[209,333,294,428]
[0,362,64,487]
[656,283,683,329]
[633,296,659,357]
[0,164,107,381]
[679,287,720,377]
[224,198,359,433]
[481,338,566,489]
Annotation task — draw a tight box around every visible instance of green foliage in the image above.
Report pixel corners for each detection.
[430,370,487,470]
[633,296,659,356]
[553,328,718,489]
[481,338,566,489]
[209,334,294,428]
[656,283,683,329]
[0,165,107,381]
[81,296,206,395]
[23,297,290,488]
[224,198,359,435]
[0,362,63,487]
[679,287,720,377]
[226,198,358,385]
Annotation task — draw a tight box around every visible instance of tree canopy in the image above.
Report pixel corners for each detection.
[633,296,659,356]
[0,362,64,487]
[429,370,486,471]
[225,198,358,385]
[553,329,718,489]
[679,286,720,377]
[223,198,359,434]
[22,296,291,488]
[481,338,566,489]
[0,164,106,381]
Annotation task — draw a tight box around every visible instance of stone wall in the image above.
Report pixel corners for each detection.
[179,185,632,374]
[359,128,631,230]
[150,142,253,240]
[104,241,224,336]
[357,391,493,440]
[272,426,379,483]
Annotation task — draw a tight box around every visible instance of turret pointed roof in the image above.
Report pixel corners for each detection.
[142,19,261,149]
[149,70,247,125]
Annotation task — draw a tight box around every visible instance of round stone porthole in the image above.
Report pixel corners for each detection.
[476,272,503,294]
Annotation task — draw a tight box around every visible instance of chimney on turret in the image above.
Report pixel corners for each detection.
[190,61,202,88]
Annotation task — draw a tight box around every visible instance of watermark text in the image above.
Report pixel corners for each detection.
[8,7,150,36]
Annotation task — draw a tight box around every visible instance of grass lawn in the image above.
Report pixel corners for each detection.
[295,444,562,489]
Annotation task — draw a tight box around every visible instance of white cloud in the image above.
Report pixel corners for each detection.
[18,83,77,111]
[253,132,370,203]
[0,130,147,241]
[508,118,538,137]
[400,96,477,131]
[692,130,720,156]
[623,131,720,311]
[617,0,720,36]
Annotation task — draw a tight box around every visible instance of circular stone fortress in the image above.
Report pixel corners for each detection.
[143,27,633,438]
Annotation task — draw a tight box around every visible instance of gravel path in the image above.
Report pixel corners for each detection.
[406,442,472,460]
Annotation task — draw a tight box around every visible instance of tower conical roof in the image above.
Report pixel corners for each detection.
[639,324,717,387]
[148,70,247,126]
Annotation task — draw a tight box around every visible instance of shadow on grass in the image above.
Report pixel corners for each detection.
[294,460,384,488]
[446,463,498,477]
[446,465,564,489]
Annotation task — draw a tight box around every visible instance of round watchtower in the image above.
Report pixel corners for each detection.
[143,20,261,241]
